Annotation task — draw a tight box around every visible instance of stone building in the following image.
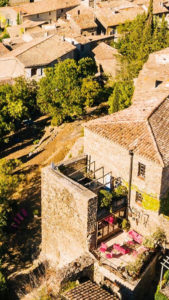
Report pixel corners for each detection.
[0,34,76,81]
[84,82,169,236]
[66,5,98,36]
[19,0,80,23]
[92,42,121,77]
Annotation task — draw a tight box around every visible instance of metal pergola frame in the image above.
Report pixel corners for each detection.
[67,157,113,193]
[160,256,169,290]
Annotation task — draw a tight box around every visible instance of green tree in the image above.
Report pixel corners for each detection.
[114,2,169,80]
[0,78,38,141]
[81,77,101,107]
[108,81,134,114]
[37,58,99,124]
[77,57,97,78]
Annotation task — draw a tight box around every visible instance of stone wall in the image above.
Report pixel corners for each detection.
[84,128,163,202]
[84,128,169,240]
[41,163,97,267]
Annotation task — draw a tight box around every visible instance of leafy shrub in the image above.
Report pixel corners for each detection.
[152,228,166,245]
[143,236,155,249]
[61,280,79,293]
[33,139,40,145]
[155,291,169,300]
[163,270,169,282]
[121,218,130,231]
[98,190,112,209]
[0,271,7,297]
[114,185,128,198]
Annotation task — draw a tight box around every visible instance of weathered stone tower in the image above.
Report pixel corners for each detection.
[41,157,97,267]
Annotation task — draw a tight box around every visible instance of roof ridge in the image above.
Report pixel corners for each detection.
[12,35,54,58]
[146,119,164,166]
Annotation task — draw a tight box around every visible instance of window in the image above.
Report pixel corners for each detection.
[49,11,51,15]
[155,80,163,88]
[61,9,63,13]
[138,162,146,178]
[135,191,143,204]
[31,68,37,77]
[37,14,39,18]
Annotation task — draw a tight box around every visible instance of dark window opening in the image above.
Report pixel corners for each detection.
[31,68,37,77]
[155,80,163,88]
[138,162,146,178]
[37,14,39,18]
[49,12,51,15]
[135,191,143,204]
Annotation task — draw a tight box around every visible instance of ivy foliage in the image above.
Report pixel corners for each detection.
[155,270,169,300]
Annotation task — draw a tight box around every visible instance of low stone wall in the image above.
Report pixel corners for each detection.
[93,252,159,300]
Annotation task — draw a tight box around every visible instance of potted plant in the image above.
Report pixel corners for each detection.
[121,218,130,232]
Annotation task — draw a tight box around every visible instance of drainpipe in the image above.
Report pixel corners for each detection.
[128,149,134,213]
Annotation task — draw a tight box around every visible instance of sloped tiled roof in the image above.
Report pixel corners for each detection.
[63,280,114,300]
[18,0,80,16]
[95,5,145,28]
[67,4,97,29]
[92,42,119,60]
[85,82,169,166]
[0,57,24,79]
[133,47,169,101]
[3,34,76,67]
[0,43,9,56]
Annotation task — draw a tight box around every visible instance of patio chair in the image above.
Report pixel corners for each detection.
[106,251,114,259]
[21,208,28,217]
[105,216,114,224]
[14,217,21,225]
[16,213,24,221]
[99,242,108,252]
[11,224,18,229]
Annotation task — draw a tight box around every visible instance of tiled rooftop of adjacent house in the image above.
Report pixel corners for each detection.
[67,4,97,29]
[92,42,119,60]
[95,4,145,28]
[85,76,169,166]
[3,34,76,67]
[17,0,80,15]
[63,280,115,300]
[0,43,9,56]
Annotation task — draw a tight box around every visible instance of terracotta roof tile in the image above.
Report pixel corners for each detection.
[63,280,114,300]
[95,5,145,28]
[19,0,80,16]
[92,42,119,60]
[0,43,9,56]
[3,34,76,67]
[85,84,169,166]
